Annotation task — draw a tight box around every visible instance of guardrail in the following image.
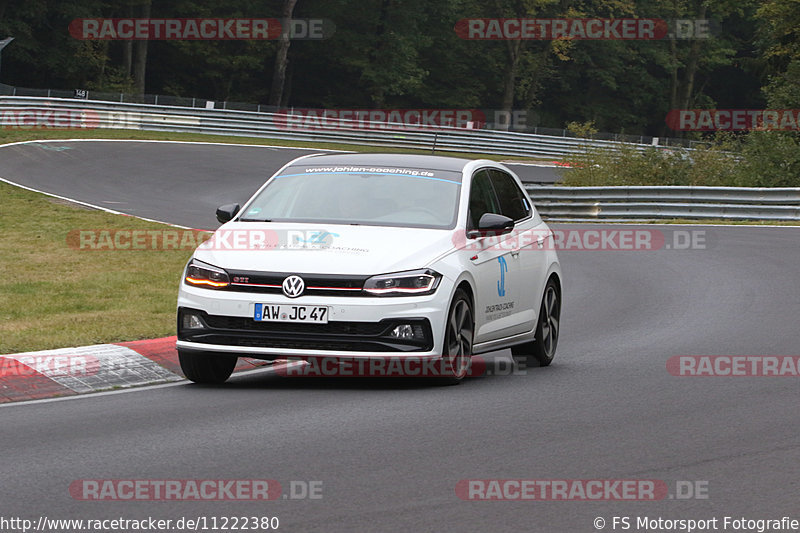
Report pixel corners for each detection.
[0,96,672,159]
[4,96,791,221]
[525,185,800,221]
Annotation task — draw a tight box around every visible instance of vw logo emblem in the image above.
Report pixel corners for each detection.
[282,275,305,298]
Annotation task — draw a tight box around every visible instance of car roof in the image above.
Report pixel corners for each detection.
[293,152,477,172]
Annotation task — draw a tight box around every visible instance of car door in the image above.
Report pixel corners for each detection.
[467,169,525,344]
[487,168,548,333]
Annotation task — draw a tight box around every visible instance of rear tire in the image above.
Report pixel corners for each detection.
[179,350,237,384]
[511,278,560,367]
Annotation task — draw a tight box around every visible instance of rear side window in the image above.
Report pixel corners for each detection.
[488,168,531,221]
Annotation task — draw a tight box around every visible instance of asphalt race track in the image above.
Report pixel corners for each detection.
[2,140,800,532]
[0,140,560,230]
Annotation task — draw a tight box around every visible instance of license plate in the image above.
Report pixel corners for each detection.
[254,303,329,323]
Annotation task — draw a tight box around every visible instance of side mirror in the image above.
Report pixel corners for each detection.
[216,203,240,224]
[467,213,515,239]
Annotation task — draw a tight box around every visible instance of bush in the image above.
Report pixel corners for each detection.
[736,131,800,187]
[559,131,800,187]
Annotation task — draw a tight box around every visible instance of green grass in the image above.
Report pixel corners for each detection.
[0,180,195,354]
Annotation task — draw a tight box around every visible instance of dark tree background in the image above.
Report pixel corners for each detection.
[0,0,797,137]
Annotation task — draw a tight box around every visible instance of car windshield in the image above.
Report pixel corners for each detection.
[239,164,462,229]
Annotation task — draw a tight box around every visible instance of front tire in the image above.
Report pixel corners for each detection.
[179,350,237,384]
[438,288,474,385]
[512,278,560,367]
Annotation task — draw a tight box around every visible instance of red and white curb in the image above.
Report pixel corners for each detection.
[0,336,269,404]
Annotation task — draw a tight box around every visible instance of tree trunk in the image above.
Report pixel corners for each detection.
[280,67,292,107]
[679,5,707,110]
[494,0,527,129]
[133,0,151,95]
[499,39,522,130]
[665,4,707,136]
[366,0,392,107]
[122,2,133,80]
[123,41,133,79]
[268,0,298,106]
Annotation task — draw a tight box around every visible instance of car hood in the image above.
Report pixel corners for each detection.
[193,222,456,275]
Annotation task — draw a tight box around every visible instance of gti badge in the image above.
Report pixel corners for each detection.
[282,275,305,298]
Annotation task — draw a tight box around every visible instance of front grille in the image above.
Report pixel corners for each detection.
[227,270,369,296]
[194,335,396,352]
[204,315,388,335]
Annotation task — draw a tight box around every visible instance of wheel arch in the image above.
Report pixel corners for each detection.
[543,261,563,299]
[455,279,475,308]
[548,271,562,296]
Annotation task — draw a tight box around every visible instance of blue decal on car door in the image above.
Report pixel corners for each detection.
[497,256,508,297]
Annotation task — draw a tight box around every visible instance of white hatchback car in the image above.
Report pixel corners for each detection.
[177,153,561,384]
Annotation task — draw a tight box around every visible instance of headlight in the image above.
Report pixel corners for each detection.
[184,258,230,289]
[363,269,441,296]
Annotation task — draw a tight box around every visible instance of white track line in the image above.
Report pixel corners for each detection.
[0,174,196,228]
[0,138,352,151]
[0,138,348,228]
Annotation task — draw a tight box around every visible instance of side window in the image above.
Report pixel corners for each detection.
[467,170,500,229]
[488,169,531,221]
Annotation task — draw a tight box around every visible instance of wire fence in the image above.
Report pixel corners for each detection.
[0,82,705,148]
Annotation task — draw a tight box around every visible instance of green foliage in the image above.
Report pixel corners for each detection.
[763,60,800,108]
[560,145,695,186]
[758,0,800,112]
[757,0,800,65]
[561,131,800,187]
[736,131,800,187]
[565,120,598,138]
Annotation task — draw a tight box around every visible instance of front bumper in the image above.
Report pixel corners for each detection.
[176,282,450,360]
[179,307,433,353]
